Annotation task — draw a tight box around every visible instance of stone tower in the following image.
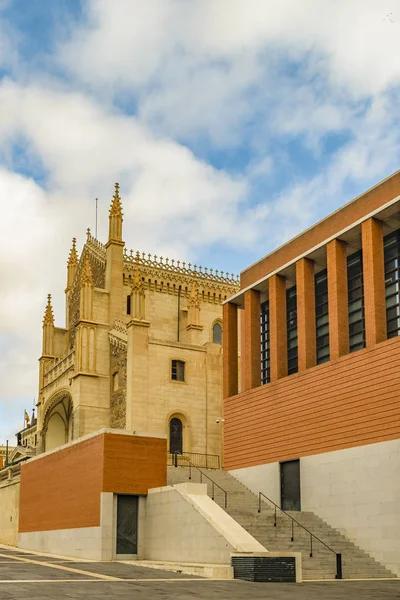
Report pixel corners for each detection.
[35,185,239,459]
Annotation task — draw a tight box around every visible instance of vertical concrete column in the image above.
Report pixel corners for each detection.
[327,239,349,360]
[223,302,238,398]
[242,289,261,391]
[361,218,386,347]
[269,274,287,381]
[296,258,316,371]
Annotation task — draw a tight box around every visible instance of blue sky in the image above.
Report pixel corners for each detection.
[1,0,400,443]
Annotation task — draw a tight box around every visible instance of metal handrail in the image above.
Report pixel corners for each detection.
[168,451,220,469]
[173,453,228,508]
[258,492,342,579]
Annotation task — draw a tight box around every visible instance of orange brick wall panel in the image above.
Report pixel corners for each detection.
[102,434,167,495]
[269,274,287,381]
[362,218,387,347]
[223,336,400,471]
[241,171,400,289]
[223,302,238,398]
[242,290,261,391]
[296,258,316,371]
[19,436,104,533]
[327,240,349,360]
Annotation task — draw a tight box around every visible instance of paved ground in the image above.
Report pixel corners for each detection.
[0,547,399,600]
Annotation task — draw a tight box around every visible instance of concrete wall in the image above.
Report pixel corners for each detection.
[230,438,400,576]
[144,483,266,564]
[0,477,20,546]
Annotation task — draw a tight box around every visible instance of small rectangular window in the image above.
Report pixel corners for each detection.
[127,295,131,315]
[286,286,298,375]
[260,301,270,385]
[315,269,330,364]
[347,250,365,352]
[384,230,400,339]
[171,360,185,382]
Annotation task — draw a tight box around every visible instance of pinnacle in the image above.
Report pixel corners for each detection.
[81,254,93,286]
[109,182,123,217]
[189,281,200,307]
[43,294,54,326]
[68,237,78,266]
[131,266,144,292]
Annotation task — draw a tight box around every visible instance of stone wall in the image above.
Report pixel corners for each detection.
[110,341,127,429]
[0,469,20,546]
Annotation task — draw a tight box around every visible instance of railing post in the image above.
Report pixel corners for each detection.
[189,463,192,480]
[274,505,276,527]
[336,553,343,579]
[258,493,261,513]
[212,481,214,500]
[310,533,313,557]
[224,491,227,509]
[291,519,294,542]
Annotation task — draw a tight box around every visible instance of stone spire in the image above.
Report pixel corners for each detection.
[43,294,54,326]
[66,238,78,291]
[80,255,94,321]
[108,182,123,243]
[42,294,54,356]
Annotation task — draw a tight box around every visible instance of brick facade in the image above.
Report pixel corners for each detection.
[242,289,261,391]
[223,302,238,398]
[224,336,400,470]
[327,239,349,360]
[296,258,316,371]
[19,432,167,534]
[362,218,386,347]
[269,274,287,381]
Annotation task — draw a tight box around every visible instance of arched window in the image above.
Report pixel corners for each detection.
[169,417,183,454]
[213,322,222,344]
[171,360,185,382]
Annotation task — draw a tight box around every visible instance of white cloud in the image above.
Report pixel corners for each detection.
[59,0,400,146]
[2,0,400,444]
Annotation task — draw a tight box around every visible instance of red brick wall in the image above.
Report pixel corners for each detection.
[242,290,261,391]
[103,433,167,495]
[224,336,400,471]
[19,435,104,533]
[223,302,238,398]
[362,218,386,347]
[19,433,167,533]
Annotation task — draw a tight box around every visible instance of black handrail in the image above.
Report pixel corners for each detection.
[173,453,228,508]
[258,492,342,580]
[168,451,220,469]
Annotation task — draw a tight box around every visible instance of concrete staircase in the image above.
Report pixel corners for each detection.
[167,466,395,580]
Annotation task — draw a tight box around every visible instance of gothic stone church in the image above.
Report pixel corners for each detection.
[37,184,239,460]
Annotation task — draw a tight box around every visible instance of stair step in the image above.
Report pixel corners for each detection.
[167,467,396,580]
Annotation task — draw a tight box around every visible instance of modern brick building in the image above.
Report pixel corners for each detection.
[223,170,400,575]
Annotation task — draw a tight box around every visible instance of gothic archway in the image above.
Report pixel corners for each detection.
[43,393,73,452]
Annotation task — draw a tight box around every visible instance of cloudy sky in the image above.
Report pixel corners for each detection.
[1,0,400,444]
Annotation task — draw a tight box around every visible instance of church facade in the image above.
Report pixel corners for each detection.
[36,184,239,460]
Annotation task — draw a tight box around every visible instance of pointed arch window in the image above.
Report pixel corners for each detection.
[212,322,222,344]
